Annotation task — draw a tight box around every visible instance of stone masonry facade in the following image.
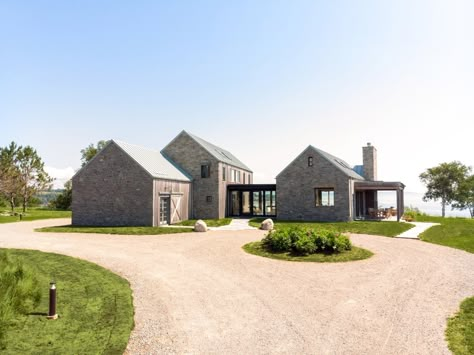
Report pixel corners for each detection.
[72,143,154,226]
[163,132,252,219]
[276,146,357,222]
[163,132,222,219]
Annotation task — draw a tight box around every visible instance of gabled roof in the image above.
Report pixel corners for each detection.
[180,131,252,172]
[113,140,191,182]
[276,145,365,180]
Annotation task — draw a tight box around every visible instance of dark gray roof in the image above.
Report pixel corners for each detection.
[186,131,252,172]
[310,146,364,180]
[114,140,191,182]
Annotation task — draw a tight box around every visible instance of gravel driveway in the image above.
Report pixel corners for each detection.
[1,219,473,354]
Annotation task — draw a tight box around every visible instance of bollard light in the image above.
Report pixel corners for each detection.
[46,281,58,320]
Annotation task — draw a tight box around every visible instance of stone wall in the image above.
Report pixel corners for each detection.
[72,142,154,226]
[276,146,354,222]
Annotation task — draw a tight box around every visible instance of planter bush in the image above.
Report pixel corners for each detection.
[262,226,352,255]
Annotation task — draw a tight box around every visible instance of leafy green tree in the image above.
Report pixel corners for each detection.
[419,161,471,217]
[49,180,72,210]
[0,142,22,212]
[17,146,53,212]
[452,175,474,218]
[80,140,108,167]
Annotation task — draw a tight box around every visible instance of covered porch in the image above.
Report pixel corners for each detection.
[354,181,405,222]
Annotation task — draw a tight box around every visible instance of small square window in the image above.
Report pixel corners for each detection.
[315,188,334,206]
[201,164,210,178]
[206,195,213,203]
[308,156,313,167]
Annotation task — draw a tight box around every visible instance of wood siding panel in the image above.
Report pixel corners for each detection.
[153,180,191,226]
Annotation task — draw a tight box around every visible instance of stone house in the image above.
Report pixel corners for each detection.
[72,140,192,226]
[72,131,253,226]
[276,143,405,222]
[72,131,404,226]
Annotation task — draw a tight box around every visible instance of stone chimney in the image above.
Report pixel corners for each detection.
[362,143,377,181]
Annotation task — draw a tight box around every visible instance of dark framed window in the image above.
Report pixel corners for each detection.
[201,164,210,178]
[222,166,226,181]
[315,188,334,206]
[206,195,213,203]
[243,173,246,184]
[308,156,313,167]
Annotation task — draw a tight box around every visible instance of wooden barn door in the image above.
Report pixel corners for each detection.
[170,194,182,224]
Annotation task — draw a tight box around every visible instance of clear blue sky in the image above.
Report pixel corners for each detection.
[1,0,473,192]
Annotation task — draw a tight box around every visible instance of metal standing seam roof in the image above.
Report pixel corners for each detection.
[310,145,365,180]
[113,140,192,182]
[186,132,253,172]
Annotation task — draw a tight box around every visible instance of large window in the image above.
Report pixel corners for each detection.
[201,164,210,178]
[315,188,334,206]
[230,169,241,183]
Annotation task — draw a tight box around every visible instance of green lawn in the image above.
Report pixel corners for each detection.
[243,241,373,262]
[174,218,232,227]
[0,208,71,224]
[36,225,193,235]
[249,218,413,237]
[415,215,474,254]
[0,249,133,354]
[446,296,474,355]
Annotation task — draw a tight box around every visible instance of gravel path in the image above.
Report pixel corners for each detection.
[1,219,473,354]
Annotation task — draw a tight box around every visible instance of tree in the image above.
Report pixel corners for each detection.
[452,174,474,218]
[419,161,471,217]
[49,180,72,210]
[0,142,22,212]
[80,140,108,167]
[17,146,53,212]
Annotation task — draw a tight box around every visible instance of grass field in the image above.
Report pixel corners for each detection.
[415,215,474,254]
[174,218,232,227]
[249,218,413,237]
[37,225,193,235]
[0,208,71,224]
[0,249,133,354]
[446,296,474,355]
[243,241,373,262]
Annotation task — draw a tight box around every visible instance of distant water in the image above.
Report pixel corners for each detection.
[378,191,471,218]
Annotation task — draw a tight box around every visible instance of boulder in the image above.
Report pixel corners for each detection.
[194,219,208,232]
[260,218,274,231]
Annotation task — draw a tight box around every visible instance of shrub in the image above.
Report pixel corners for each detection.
[293,233,315,255]
[262,229,292,252]
[262,227,352,255]
[0,251,42,347]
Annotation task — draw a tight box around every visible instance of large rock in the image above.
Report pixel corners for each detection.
[194,219,208,232]
[260,218,274,231]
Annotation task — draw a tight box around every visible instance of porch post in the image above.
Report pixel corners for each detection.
[396,189,403,221]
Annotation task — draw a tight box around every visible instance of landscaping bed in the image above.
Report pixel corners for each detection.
[243,226,373,262]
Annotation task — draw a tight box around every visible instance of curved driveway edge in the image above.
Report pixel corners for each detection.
[1,219,473,354]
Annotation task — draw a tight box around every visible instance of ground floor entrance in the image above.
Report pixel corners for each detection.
[227,184,276,218]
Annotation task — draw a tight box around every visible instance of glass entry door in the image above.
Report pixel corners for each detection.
[159,196,170,225]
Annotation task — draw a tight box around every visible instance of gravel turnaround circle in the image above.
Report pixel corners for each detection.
[1,219,474,354]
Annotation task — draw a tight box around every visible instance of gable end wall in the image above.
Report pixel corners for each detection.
[72,143,154,226]
[163,133,221,218]
[276,148,354,221]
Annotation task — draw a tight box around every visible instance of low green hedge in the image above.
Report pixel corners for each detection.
[262,226,352,255]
